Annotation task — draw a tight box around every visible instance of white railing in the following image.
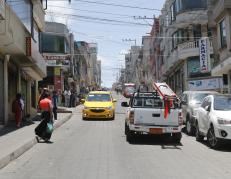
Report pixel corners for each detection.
[178,39,213,51]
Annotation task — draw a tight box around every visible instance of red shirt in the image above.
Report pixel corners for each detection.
[39,98,52,111]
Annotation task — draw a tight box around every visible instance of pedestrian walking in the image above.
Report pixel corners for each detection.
[61,91,65,107]
[64,89,71,107]
[12,93,24,128]
[35,93,54,142]
[52,90,58,120]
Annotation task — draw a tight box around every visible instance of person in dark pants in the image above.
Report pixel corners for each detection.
[35,93,53,142]
[52,90,58,120]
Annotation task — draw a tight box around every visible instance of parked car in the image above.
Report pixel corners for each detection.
[195,94,231,149]
[181,91,218,135]
[82,91,117,120]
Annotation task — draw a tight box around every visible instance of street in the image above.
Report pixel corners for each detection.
[1,94,231,179]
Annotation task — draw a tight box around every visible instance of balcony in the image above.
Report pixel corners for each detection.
[0,4,46,79]
[178,39,214,60]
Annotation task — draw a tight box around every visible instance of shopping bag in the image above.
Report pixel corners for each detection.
[46,122,53,134]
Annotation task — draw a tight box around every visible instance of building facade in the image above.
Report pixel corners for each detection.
[0,0,46,125]
[40,22,74,94]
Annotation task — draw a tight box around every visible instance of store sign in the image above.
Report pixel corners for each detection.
[199,38,210,73]
[44,55,70,66]
[0,0,5,20]
[26,37,32,57]
[188,78,223,91]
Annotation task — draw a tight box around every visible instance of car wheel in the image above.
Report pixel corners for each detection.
[111,112,115,120]
[82,117,87,120]
[125,122,129,135]
[172,132,182,144]
[126,127,135,143]
[186,118,195,135]
[207,125,220,149]
[195,122,204,142]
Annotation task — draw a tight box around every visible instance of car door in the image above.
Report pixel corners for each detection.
[198,97,208,133]
[203,97,212,132]
[181,93,188,123]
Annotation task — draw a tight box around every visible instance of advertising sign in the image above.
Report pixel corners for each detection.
[44,55,70,66]
[188,78,223,91]
[199,38,210,73]
[26,37,32,57]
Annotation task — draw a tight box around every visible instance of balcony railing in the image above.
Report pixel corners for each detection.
[177,39,213,60]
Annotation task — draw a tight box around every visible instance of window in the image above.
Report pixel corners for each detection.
[41,34,66,53]
[172,29,189,49]
[170,3,176,22]
[219,19,227,48]
[6,0,32,33]
[175,0,207,13]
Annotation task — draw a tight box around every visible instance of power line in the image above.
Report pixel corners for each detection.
[52,0,162,11]
[48,5,134,18]
[46,12,151,26]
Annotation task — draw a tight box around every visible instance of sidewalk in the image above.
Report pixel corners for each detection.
[0,107,76,169]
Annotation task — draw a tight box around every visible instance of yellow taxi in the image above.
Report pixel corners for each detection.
[82,91,117,120]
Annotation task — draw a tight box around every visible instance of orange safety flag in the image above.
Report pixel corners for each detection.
[164,99,173,119]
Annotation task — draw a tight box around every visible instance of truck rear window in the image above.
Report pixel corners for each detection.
[132,98,164,108]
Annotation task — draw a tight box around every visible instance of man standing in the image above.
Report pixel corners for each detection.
[52,91,58,120]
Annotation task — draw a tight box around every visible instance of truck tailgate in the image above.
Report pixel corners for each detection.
[134,108,179,126]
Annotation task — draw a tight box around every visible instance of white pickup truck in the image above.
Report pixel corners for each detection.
[121,91,183,143]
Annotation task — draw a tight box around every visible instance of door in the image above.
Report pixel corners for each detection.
[181,94,188,123]
[199,97,209,133]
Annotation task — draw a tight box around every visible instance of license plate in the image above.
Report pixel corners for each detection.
[149,128,163,134]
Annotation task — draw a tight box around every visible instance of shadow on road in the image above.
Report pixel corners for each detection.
[0,117,36,137]
[127,135,183,150]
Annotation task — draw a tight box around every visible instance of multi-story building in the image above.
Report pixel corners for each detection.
[0,0,46,125]
[210,0,231,93]
[40,22,74,94]
[96,60,101,88]
[75,41,90,91]
[157,0,224,95]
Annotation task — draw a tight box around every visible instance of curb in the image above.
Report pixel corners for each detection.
[0,113,73,170]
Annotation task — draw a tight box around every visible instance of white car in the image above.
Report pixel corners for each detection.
[195,94,231,148]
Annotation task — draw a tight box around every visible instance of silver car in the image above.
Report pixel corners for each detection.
[181,91,218,135]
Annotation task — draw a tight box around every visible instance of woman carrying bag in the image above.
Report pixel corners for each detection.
[35,92,54,143]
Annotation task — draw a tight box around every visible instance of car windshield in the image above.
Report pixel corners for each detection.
[191,93,211,104]
[214,96,231,111]
[87,94,111,102]
[126,87,135,93]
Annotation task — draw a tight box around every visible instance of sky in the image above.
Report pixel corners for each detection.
[46,0,165,87]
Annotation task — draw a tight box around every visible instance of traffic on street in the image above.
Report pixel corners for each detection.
[1,0,231,178]
[1,92,231,179]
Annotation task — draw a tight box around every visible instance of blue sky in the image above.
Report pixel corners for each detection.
[47,0,164,87]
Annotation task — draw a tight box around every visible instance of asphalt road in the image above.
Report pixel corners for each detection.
[1,93,231,179]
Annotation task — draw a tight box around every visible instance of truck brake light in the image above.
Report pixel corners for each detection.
[178,111,183,126]
[129,111,134,124]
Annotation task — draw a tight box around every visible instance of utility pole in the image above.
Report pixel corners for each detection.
[122,38,137,46]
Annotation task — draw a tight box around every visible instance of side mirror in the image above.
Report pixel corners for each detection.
[205,105,211,112]
[121,102,129,107]
[80,99,85,103]
[113,99,117,103]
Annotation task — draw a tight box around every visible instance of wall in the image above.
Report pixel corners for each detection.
[0,59,4,124]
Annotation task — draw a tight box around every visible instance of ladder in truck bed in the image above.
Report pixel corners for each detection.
[153,82,178,100]
[153,82,179,119]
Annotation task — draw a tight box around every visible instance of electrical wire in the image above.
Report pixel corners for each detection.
[46,11,151,26]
